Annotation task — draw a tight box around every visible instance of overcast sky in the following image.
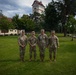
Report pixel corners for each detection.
[0,0,53,18]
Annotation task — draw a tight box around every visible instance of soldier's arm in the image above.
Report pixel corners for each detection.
[33,37,37,46]
[56,36,59,48]
[45,34,48,47]
[18,37,22,46]
[28,37,32,46]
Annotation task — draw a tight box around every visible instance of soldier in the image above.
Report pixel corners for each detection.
[48,30,59,62]
[18,30,27,62]
[28,31,37,61]
[38,29,48,62]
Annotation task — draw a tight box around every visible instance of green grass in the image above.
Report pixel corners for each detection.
[0,34,76,75]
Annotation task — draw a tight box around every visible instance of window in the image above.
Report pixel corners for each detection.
[15,30,17,32]
[10,29,13,32]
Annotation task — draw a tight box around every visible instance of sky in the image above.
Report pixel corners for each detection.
[0,0,53,18]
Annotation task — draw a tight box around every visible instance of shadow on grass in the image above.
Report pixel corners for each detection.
[0,59,51,63]
[0,59,20,62]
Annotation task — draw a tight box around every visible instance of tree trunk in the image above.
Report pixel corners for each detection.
[71,36,73,41]
[62,23,67,37]
[71,33,74,41]
[64,26,67,37]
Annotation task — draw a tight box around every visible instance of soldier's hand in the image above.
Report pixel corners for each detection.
[31,45,33,47]
[33,44,36,47]
[22,45,25,47]
[21,45,23,47]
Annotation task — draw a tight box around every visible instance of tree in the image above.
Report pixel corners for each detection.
[30,12,45,31]
[44,2,59,31]
[12,14,20,29]
[66,15,76,41]
[21,15,35,31]
[21,14,36,31]
[0,16,13,35]
[57,0,76,36]
[12,14,36,31]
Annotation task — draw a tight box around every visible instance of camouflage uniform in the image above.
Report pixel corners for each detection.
[38,34,48,61]
[48,35,59,60]
[28,36,37,60]
[18,35,27,61]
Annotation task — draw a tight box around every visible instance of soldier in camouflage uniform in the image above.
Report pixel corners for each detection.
[48,30,59,62]
[28,31,37,61]
[38,29,48,62]
[18,30,27,62]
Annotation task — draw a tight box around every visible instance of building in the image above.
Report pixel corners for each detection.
[0,29,18,35]
[0,29,25,36]
[0,10,17,35]
[32,0,45,14]
[0,10,25,36]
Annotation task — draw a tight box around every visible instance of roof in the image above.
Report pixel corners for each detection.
[0,16,12,22]
[32,0,45,7]
[7,18,12,22]
[0,16,3,18]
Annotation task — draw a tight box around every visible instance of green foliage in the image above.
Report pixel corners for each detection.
[21,15,36,31]
[45,2,59,31]
[66,15,76,33]
[30,12,45,31]
[63,0,76,15]
[55,0,76,36]
[12,14,36,31]
[0,16,13,33]
[12,14,20,29]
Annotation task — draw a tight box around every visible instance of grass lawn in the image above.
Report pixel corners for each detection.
[0,34,76,75]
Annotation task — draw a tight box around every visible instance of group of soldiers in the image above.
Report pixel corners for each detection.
[18,29,59,62]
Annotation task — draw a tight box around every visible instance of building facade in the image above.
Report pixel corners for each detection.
[0,29,18,35]
[32,0,45,14]
[0,29,25,36]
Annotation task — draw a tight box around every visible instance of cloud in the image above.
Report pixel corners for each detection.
[0,0,52,18]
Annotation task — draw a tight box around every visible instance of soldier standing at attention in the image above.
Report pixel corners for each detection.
[18,30,27,62]
[48,30,59,62]
[28,31,37,61]
[38,29,48,62]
